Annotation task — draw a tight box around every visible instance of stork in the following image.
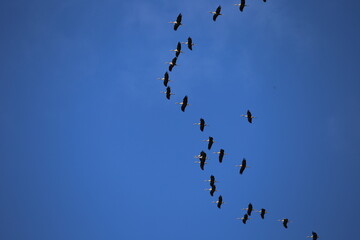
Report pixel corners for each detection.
[243,203,254,216]
[161,86,174,100]
[203,136,214,150]
[194,118,207,132]
[213,149,227,163]
[165,57,178,72]
[181,37,195,50]
[170,42,183,57]
[235,158,249,174]
[256,208,268,219]
[234,0,247,12]
[205,184,217,196]
[204,175,217,187]
[236,214,250,224]
[194,150,207,170]
[176,96,189,112]
[209,6,222,21]
[241,110,255,123]
[307,232,318,240]
[212,195,224,208]
[169,13,182,31]
[157,71,171,87]
[277,218,289,228]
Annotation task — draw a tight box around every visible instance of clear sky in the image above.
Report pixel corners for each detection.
[1,0,360,239]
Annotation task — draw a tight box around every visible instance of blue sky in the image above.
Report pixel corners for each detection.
[1,0,360,239]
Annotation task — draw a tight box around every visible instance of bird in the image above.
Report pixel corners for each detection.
[157,72,171,87]
[212,195,223,208]
[181,37,195,50]
[213,149,227,163]
[194,118,207,131]
[165,57,178,72]
[235,158,249,174]
[170,42,183,57]
[209,6,222,21]
[256,208,267,219]
[176,96,189,112]
[241,110,255,123]
[194,151,207,170]
[210,175,216,186]
[161,86,174,100]
[277,218,289,228]
[203,136,214,150]
[234,0,247,12]
[205,184,217,196]
[263,0,266,2]
[307,232,318,240]
[243,203,254,216]
[169,13,182,31]
[236,214,250,224]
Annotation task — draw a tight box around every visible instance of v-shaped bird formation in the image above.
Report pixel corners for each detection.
[157,1,319,239]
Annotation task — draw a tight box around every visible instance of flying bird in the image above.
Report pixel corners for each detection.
[213,149,227,163]
[243,203,253,216]
[165,57,178,72]
[203,136,214,150]
[241,110,255,123]
[307,232,318,240]
[194,151,207,170]
[170,42,183,57]
[257,208,267,219]
[277,218,289,228]
[209,6,222,21]
[194,118,207,131]
[169,13,182,31]
[234,0,247,12]
[157,72,171,87]
[235,158,249,174]
[182,37,195,50]
[176,96,189,112]
[237,214,250,224]
[212,195,223,208]
[205,184,217,196]
[161,86,174,100]
[204,175,217,187]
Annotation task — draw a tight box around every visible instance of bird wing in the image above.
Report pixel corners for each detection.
[172,57,177,65]
[177,42,181,51]
[177,13,182,23]
[174,23,179,31]
[216,6,221,14]
[213,14,218,21]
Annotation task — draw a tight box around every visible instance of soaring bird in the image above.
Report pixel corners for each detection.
[194,151,207,170]
[212,195,223,208]
[235,158,249,174]
[166,57,178,72]
[209,6,222,21]
[257,208,267,219]
[194,118,207,131]
[182,37,194,50]
[157,72,171,87]
[213,149,227,163]
[205,184,217,196]
[277,218,289,228]
[203,136,214,150]
[169,13,182,31]
[161,86,174,100]
[234,0,247,12]
[307,232,318,240]
[176,96,189,112]
[243,203,253,216]
[241,110,255,123]
[209,175,216,186]
[237,214,250,224]
[170,42,183,57]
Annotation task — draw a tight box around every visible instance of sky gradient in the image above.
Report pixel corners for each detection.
[1,0,360,239]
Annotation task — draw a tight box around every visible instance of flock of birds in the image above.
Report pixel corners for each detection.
[157,2,318,239]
